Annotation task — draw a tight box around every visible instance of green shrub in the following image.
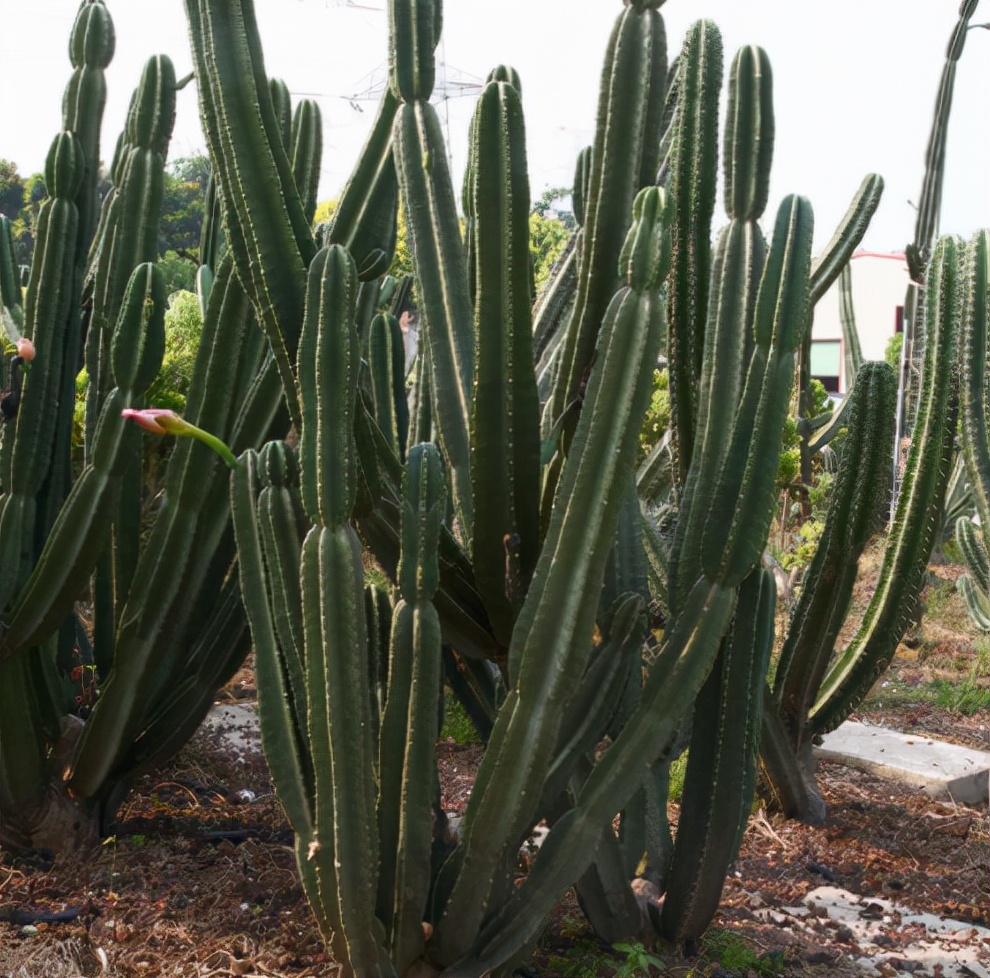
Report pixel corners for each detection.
[146,289,203,413]
[639,368,670,460]
[885,332,903,369]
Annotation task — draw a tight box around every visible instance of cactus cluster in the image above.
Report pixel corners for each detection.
[2,0,983,973]
[186,0,957,970]
[0,0,312,850]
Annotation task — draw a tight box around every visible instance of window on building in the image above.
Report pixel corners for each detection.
[895,305,904,333]
[811,339,841,393]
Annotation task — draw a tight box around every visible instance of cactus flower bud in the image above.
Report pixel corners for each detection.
[15,338,35,362]
[122,408,239,469]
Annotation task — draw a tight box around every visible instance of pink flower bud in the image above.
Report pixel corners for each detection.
[121,408,239,468]
[15,338,36,362]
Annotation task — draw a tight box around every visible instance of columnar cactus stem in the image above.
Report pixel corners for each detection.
[664,20,722,482]
[468,77,542,649]
[0,133,84,609]
[183,0,316,427]
[433,186,673,962]
[3,264,167,653]
[811,236,963,733]
[389,0,475,538]
[660,566,775,942]
[549,0,666,442]
[376,443,444,972]
[955,230,990,629]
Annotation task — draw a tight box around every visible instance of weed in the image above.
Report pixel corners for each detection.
[928,677,990,715]
[441,690,481,745]
[612,942,665,977]
[546,939,664,978]
[667,751,688,804]
[924,576,957,618]
[545,936,607,978]
[974,638,990,678]
[699,928,785,976]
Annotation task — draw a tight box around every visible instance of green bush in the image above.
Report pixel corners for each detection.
[145,289,203,413]
[885,332,903,369]
[639,368,670,460]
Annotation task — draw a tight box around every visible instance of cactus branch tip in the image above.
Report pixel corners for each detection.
[121,408,239,469]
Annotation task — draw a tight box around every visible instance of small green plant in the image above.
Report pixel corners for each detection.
[929,676,990,715]
[612,942,665,977]
[699,928,785,976]
[779,518,826,572]
[885,331,903,370]
[974,637,990,677]
[666,750,688,804]
[440,689,481,745]
[546,936,609,978]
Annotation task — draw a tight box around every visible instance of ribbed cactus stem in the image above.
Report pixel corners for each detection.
[959,230,990,529]
[183,0,316,428]
[0,132,83,608]
[297,245,360,527]
[3,264,167,655]
[811,236,963,733]
[775,362,895,724]
[550,0,666,435]
[955,230,990,630]
[469,76,542,647]
[377,443,444,970]
[434,186,672,963]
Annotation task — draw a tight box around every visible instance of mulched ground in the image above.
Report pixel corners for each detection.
[3,560,988,977]
[2,698,987,978]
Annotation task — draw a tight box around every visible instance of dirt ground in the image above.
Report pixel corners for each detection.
[2,567,988,978]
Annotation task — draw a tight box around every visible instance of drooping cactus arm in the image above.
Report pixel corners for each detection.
[907,0,981,280]
[808,174,884,304]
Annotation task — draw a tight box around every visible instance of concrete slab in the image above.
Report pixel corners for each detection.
[815,721,990,805]
[201,703,262,757]
[795,886,990,978]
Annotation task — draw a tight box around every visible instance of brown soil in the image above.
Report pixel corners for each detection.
[2,568,988,978]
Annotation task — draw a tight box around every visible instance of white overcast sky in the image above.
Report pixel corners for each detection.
[1,0,988,252]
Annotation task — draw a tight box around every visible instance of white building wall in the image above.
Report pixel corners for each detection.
[810,251,912,392]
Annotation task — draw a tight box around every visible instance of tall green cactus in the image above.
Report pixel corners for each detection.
[4,0,977,973]
[954,230,990,629]
[202,0,941,967]
[1,0,323,850]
